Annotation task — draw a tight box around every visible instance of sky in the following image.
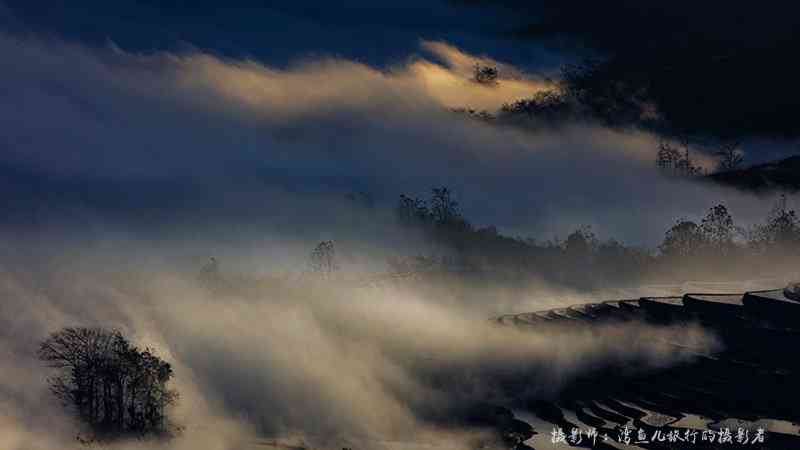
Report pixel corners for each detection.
[0,1,797,246]
[0,1,565,69]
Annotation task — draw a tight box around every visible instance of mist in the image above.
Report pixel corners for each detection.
[0,228,722,450]
[0,30,791,246]
[0,20,796,450]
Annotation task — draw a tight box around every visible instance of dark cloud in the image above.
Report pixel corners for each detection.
[460,1,800,140]
[467,1,799,51]
[0,0,560,71]
[6,1,799,140]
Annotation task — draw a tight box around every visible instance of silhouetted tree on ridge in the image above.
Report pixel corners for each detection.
[714,141,745,173]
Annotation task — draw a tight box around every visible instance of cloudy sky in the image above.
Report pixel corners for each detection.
[0,1,797,246]
[2,3,800,450]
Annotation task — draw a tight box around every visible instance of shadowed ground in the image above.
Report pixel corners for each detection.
[495,288,800,449]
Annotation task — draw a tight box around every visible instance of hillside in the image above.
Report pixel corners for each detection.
[708,155,800,192]
[496,286,800,449]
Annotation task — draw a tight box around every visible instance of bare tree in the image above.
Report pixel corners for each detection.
[714,141,744,172]
[430,187,463,226]
[38,327,178,440]
[656,140,704,177]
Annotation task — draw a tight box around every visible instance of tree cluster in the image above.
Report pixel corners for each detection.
[500,90,574,125]
[748,195,800,254]
[397,187,470,231]
[38,327,178,439]
[655,141,704,177]
[310,240,339,276]
[660,204,737,258]
[662,198,800,261]
[393,187,800,288]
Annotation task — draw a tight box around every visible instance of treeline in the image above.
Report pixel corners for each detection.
[38,327,178,441]
[474,50,797,143]
[392,188,800,288]
[660,196,800,259]
[457,62,754,175]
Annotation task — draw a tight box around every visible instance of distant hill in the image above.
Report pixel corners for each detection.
[708,155,800,193]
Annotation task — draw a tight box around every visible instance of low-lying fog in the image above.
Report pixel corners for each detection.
[0,230,723,450]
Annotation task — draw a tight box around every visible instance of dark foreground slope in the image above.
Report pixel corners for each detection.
[707,156,800,193]
[495,288,800,449]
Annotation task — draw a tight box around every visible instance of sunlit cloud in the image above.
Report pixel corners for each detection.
[0,30,781,245]
[409,40,551,111]
[0,250,719,449]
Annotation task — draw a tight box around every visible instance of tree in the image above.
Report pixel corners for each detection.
[310,240,339,276]
[699,204,737,255]
[554,226,600,287]
[430,187,463,227]
[396,188,469,231]
[749,194,800,251]
[714,141,744,172]
[656,141,704,177]
[659,219,704,257]
[38,327,177,440]
[675,140,705,177]
[560,58,651,127]
[396,194,431,226]
[451,107,496,122]
[563,226,598,258]
[473,63,499,85]
[500,90,572,122]
[595,238,651,282]
[656,141,682,173]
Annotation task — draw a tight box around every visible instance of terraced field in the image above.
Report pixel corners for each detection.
[495,289,800,449]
